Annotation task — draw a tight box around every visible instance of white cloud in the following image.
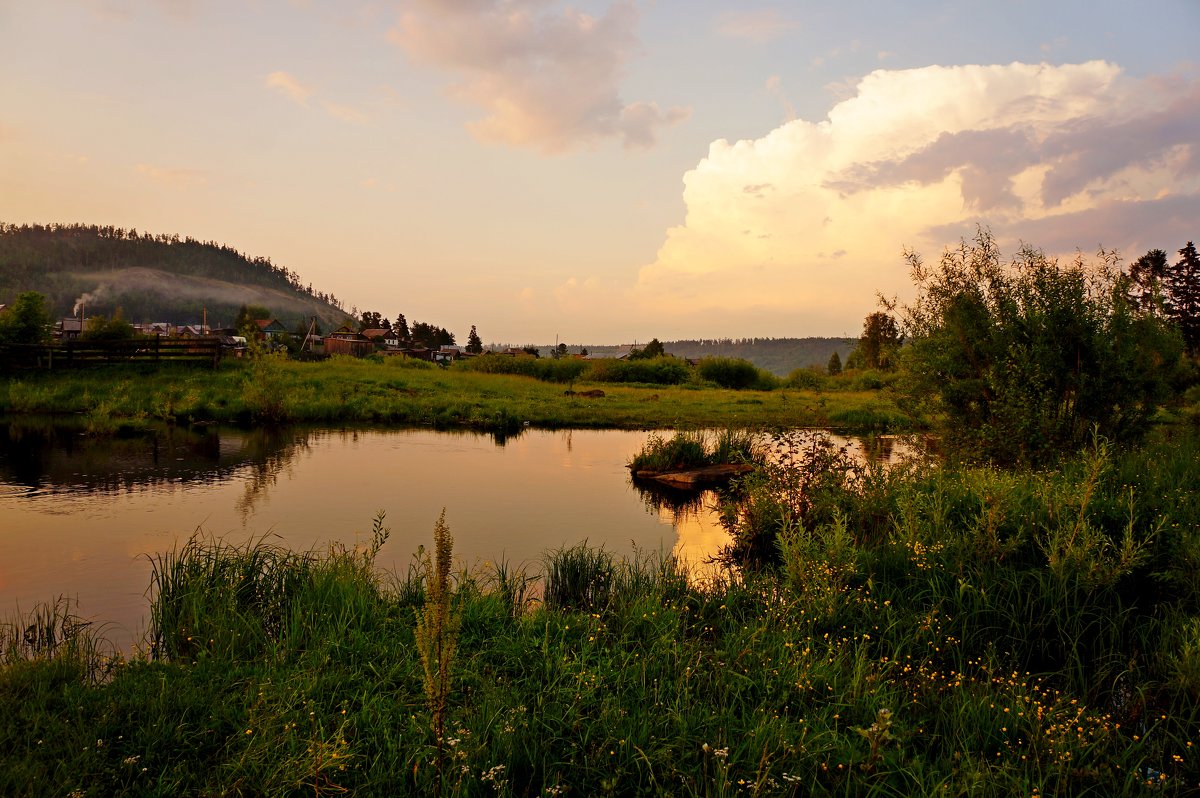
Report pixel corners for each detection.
[388,0,687,153]
[636,62,1200,336]
[265,71,314,106]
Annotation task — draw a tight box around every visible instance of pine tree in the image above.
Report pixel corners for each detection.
[465,325,483,354]
[1168,241,1200,354]
[827,350,842,376]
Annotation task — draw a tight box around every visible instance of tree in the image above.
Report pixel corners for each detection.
[628,338,666,360]
[1167,241,1200,355]
[1127,248,1169,315]
[0,291,53,344]
[857,312,902,370]
[554,343,568,359]
[521,345,541,357]
[359,310,386,332]
[393,314,410,340]
[465,325,483,354]
[901,229,1181,466]
[580,347,589,357]
[827,350,842,376]
[235,305,271,335]
[81,309,136,341]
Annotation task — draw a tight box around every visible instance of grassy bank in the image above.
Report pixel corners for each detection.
[3,432,1198,795]
[0,356,918,433]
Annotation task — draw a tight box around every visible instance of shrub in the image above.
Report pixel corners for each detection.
[455,353,586,383]
[783,367,827,390]
[696,357,774,390]
[585,356,691,385]
[901,229,1183,466]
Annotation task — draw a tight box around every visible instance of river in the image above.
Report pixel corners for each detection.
[0,422,905,652]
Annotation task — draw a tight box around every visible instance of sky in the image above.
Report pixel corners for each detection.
[2,1,1199,344]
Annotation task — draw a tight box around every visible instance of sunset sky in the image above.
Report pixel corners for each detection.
[2,1,1198,344]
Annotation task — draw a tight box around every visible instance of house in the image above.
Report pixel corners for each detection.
[58,317,84,340]
[361,328,390,349]
[323,326,375,357]
[253,318,289,340]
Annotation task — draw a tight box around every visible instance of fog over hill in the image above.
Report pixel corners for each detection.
[0,223,352,331]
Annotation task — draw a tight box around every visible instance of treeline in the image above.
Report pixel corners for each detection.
[574,338,857,376]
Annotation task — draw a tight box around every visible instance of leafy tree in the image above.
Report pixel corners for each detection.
[521,345,541,358]
[1167,241,1200,355]
[411,321,456,349]
[554,343,568,359]
[628,338,666,360]
[857,312,902,370]
[234,305,271,335]
[359,311,387,332]
[0,291,53,344]
[393,314,410,340]
[827,350,842,376]
[81,309,136,341]
[465,325,483,354]
[580,347,589,357]
[901,229,1181,466]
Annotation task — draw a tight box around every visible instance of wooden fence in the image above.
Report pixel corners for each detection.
[0,336,223,371]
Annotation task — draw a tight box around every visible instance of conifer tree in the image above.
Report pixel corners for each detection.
[1168,241,1200,354]
[466,325,483,354]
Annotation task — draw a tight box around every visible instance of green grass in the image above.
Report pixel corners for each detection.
[3,433,1200,795]
[0,356,920,433]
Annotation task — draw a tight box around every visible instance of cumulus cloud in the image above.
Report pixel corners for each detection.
[388,0,688,152]
[713,8,800,42]
[637,61,1200,335]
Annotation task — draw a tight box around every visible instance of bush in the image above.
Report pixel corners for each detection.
[585,356,691,385]
[696,357,775,390]
[455,353,586,383]
[902,229,1183,466]
[783,366,827,390]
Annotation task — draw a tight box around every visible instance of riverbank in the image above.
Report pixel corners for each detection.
[3,430,1198,795]
[0,356,918,432]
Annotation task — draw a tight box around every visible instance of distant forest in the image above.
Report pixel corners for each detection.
[0,223,350,330]
[570,338,858,376]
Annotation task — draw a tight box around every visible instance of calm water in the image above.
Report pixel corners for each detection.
[0,423,905,652]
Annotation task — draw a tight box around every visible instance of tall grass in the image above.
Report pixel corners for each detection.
[5,434,1199,794]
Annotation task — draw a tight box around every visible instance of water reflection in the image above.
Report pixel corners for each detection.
[0,422,913,653]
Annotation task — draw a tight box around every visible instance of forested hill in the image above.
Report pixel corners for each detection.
[0,223,353,330]
[578,338,858,376]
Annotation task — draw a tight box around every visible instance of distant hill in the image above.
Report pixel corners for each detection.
[0,223,353,331]
[535,338,859,376]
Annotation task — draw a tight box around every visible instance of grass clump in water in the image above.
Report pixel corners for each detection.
[628,428,763,472]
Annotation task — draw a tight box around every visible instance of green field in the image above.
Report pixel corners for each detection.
[0,355,918,433]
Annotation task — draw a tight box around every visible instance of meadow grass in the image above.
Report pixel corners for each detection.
[3,432,1199,795]
[0,356,919,433]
